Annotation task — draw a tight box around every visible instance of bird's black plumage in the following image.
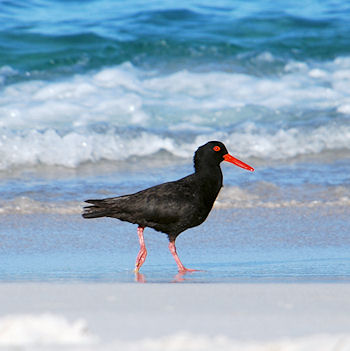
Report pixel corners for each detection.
[83,141,226,241]
[82,141,254,272]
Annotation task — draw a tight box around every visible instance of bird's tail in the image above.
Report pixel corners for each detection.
[82,199,111,219]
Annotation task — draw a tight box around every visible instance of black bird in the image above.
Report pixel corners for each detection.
[82,141,254,272]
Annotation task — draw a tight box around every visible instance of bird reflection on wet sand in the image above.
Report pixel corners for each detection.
[134,271,198,283]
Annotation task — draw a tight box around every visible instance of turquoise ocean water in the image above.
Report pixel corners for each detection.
[0,0,349,282]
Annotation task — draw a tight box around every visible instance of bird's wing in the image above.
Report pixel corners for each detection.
[84,176,197,227]
[139,180,197,223]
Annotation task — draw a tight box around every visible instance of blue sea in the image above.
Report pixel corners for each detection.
[0,0,349,282]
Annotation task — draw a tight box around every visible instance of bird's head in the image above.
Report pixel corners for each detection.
[194,141,254,172]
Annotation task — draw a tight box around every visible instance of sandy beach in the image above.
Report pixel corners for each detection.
[1,283,350,349]
[1,199,349,350]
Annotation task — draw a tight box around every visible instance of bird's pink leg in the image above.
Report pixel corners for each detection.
[134,226,147,272]
[168,240,198,273]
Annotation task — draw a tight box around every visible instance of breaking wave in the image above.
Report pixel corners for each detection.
[0,57,350,170]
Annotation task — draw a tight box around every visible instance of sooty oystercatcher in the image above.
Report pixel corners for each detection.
[82,141,254,273]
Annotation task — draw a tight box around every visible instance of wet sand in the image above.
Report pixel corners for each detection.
[1,205,350,282]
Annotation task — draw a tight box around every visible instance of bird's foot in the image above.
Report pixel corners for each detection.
[178,267,201,273]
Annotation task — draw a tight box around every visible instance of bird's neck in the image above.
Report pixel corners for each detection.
[195,165,223,204]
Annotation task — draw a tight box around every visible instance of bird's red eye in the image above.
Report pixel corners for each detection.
[213,146,221,152]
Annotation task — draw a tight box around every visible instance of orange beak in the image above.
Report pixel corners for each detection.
[223,153,254,172]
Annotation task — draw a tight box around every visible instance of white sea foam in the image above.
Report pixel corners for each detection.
[215,185,350,209]
[0,314,95,346]
[0,66,18,85]
[0,123,349,170]
[1,58,350,170]
[0,312,348,350]
[1,321,349,351]
[106,333,350,351]
[1,184,349,215]
[0,197,81,215]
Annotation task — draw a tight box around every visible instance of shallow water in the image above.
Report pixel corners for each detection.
[1,206,349,283]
